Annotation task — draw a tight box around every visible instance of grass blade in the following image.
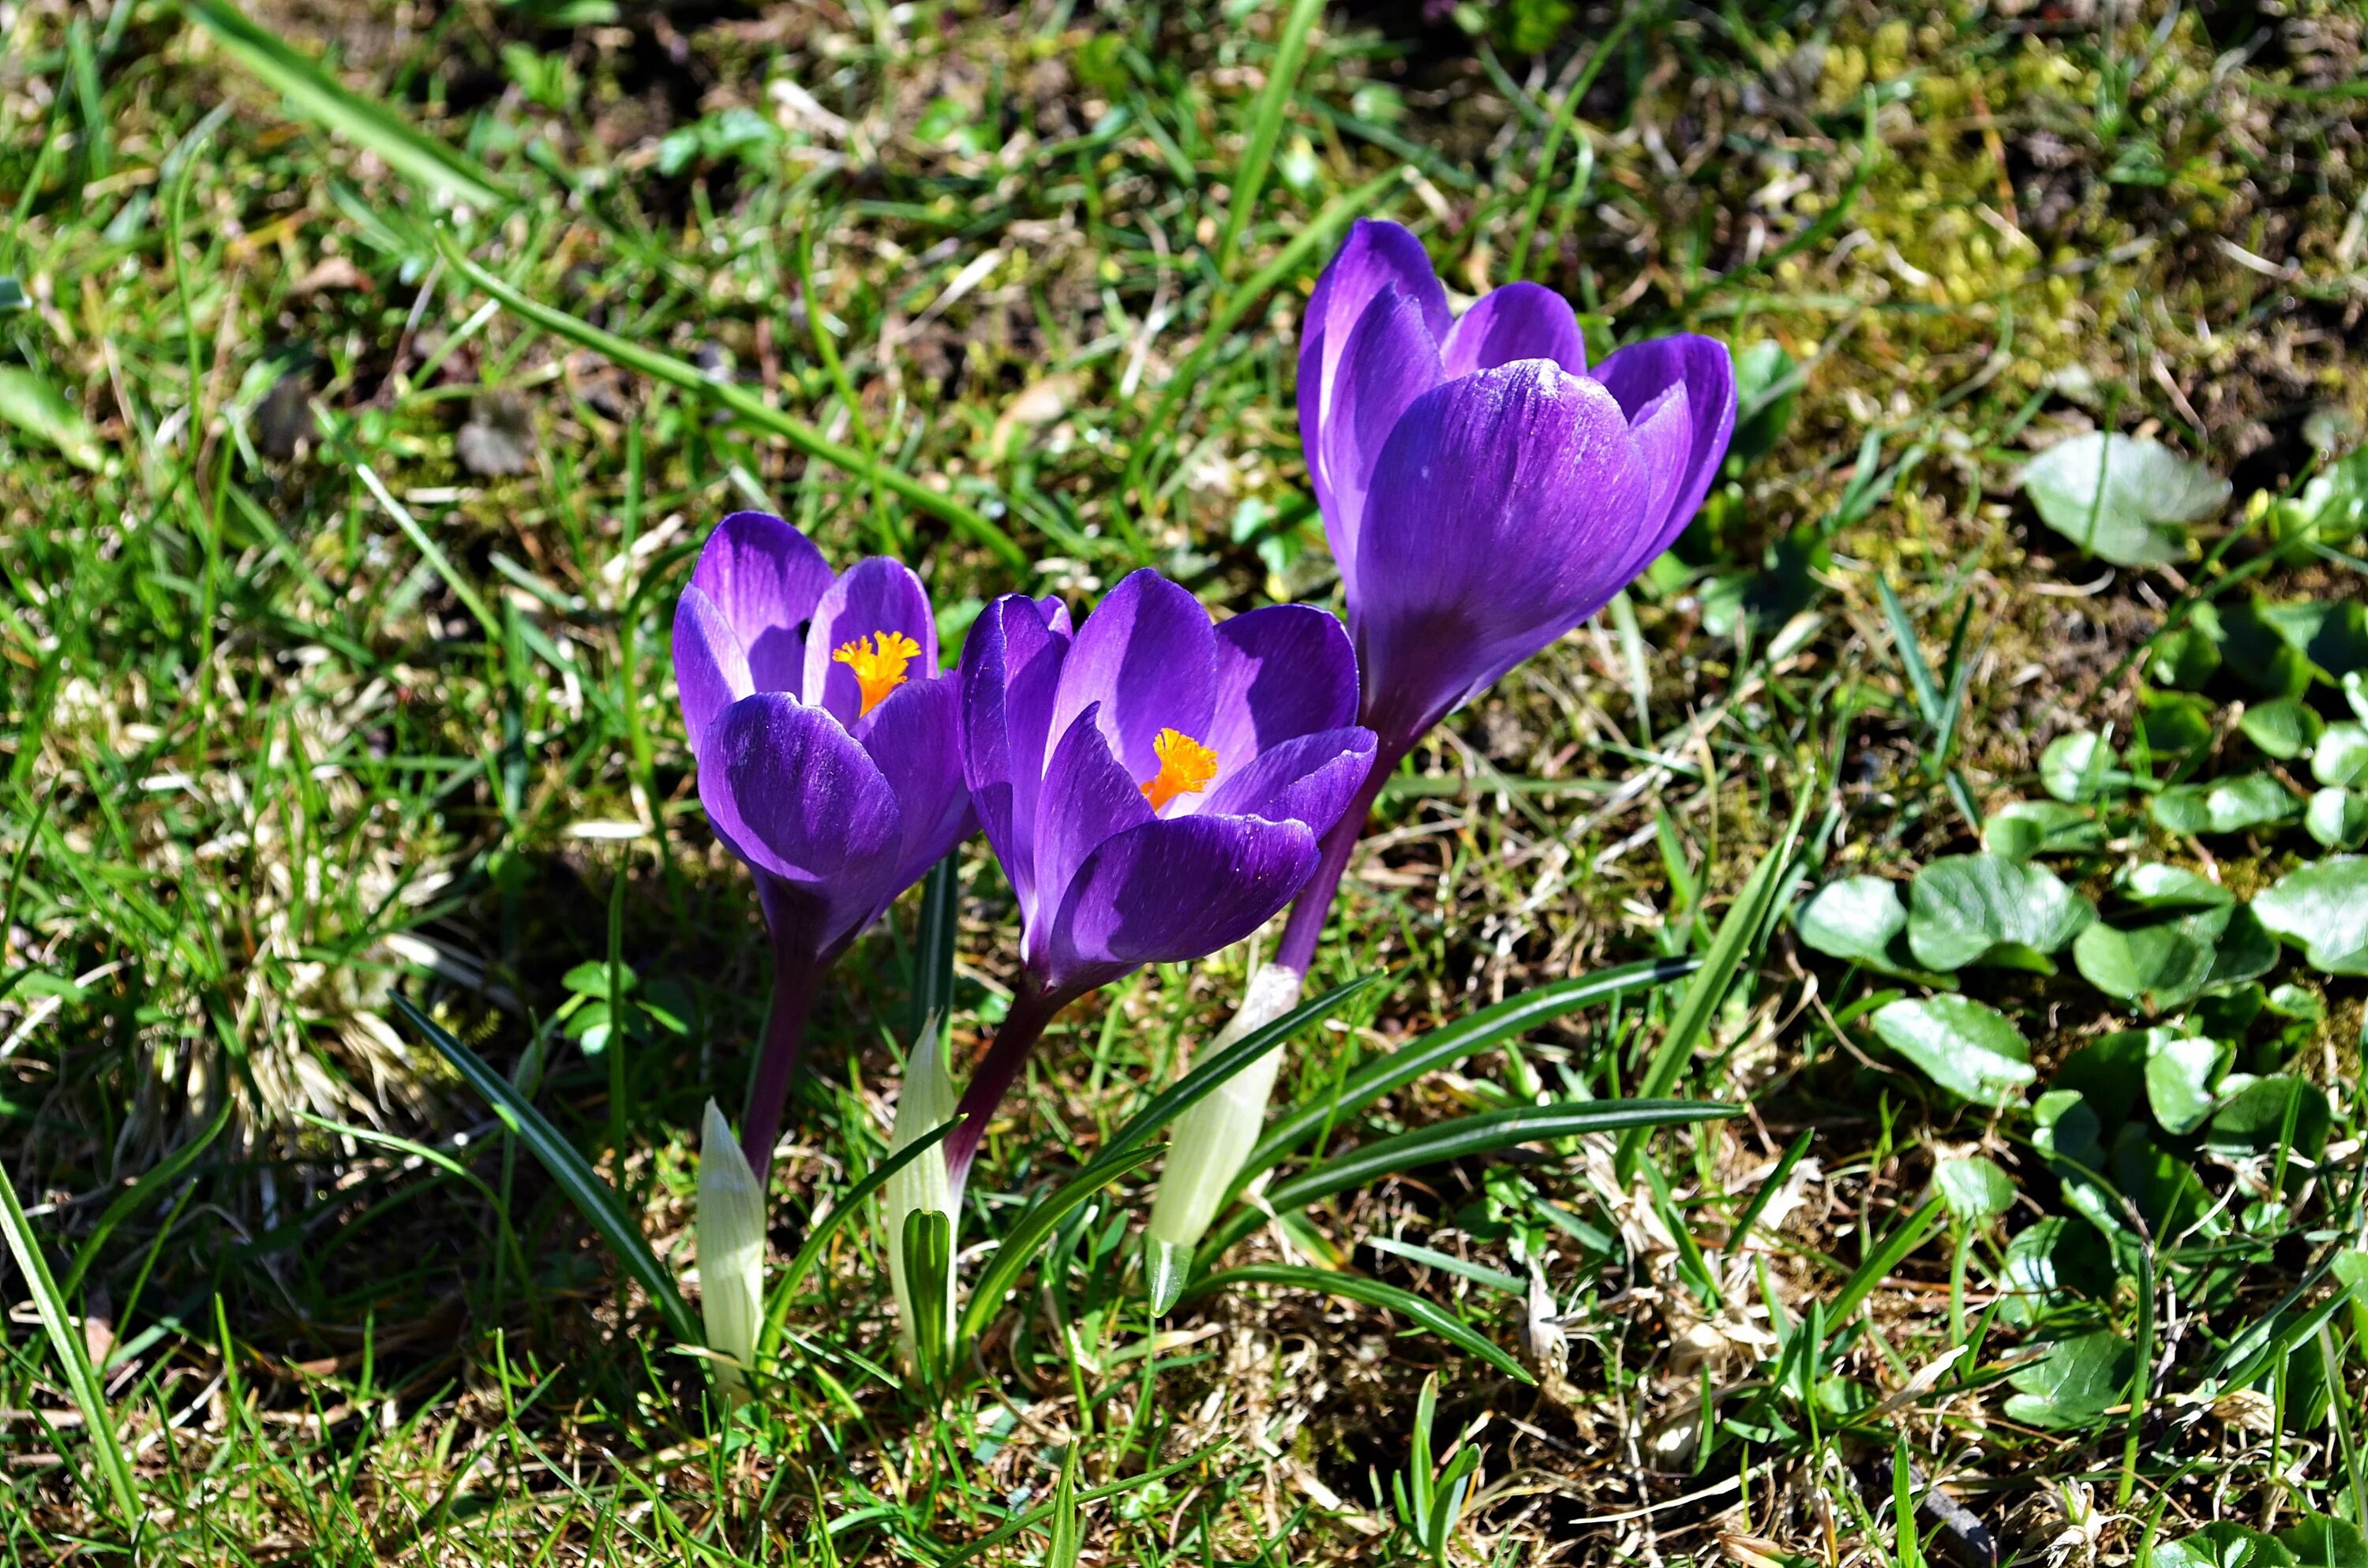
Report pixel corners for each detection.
[431,232,1027,572]
[0,1158,141,1534]
[1212,0,1325,277]
[1877,575,1943,731]
[393,993,703,1347]
[1047,1443,1082,1568]
[1824,1197,1946,1329]
[177,0,510,210]
[1205,1099,1739,1260]
[1241,957,1693,1186]
[1185,1263,1533,1383]
[1620,813,1804,1179]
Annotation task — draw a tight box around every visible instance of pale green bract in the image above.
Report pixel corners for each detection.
[695,1100,766,1398]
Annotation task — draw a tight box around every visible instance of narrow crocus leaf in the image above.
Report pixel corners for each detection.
[902,1209,954,1390]
[696,1100,766,1398]
[1202,1099,1738,1261]
[1184,1264,1533,1383]
[1238,956,1695,1184]
[395,994,703,1347]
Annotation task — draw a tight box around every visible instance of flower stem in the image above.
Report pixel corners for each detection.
[942,981,1069,1197]
[739,903,822,1179]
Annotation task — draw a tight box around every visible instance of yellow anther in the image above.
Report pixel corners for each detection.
[1140,728,1219,811]
[832,631,920,717]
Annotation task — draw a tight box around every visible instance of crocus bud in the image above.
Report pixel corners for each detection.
[1144,962,1308,1312]
[884,1026,959,1360]
[696,1099,766,1398]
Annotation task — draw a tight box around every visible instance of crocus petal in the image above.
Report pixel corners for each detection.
[673,585,754,760]
[1031,706,1156,964]
[803,556,941,724]
[698,694,902,946]
[1198,726,1376,831]
[855,675,976,896]
[1613,381,1695,585]
[1047,570,1218,785]
[1047,814,1319,993]
[1205,604,1361,770]
[1299,219,1450,535]
[1317,284,1446,584]
[1591,334,1737,552]
[1441,282,1588,379]
[960,593,1074,924]
[1352,361,1651,741]
[690,511,834,694]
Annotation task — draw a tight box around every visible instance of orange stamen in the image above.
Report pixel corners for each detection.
[832,631,920,717]
[1141,728,1219,810]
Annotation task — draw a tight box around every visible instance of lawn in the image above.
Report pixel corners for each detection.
[3,0,2366,1562]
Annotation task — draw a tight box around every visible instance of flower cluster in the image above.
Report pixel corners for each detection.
[678,220,1736,1379]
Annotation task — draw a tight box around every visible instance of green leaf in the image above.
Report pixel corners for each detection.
[2142,1033,2224,1134]
[2241,698,2324,760]
[394,995,703,1347]
[2261,601,2368,680]
[178,0,512,210]
[1983,800,2103,859]
[1729,340,1800,464]
[0,1159,142,1534]
[1868,996,2035,1103]
[1905,853,2094,971]
[2206,1076,2331,1159]
[2021,432,2228,567]
[1632,823,1802,1110]
[2254,857,2368,975]
[2311,723,2368,788]
[901,1209,954,1388]
[2279,1517,2368,1568]
[2219,599,2316,697]
[1183,1264,1533,1384]
[2003,1329,2135,1430]
[2149,623,2221,690]
[1795,876,1906,966]
[1999,1216,2118,1325]
[2151,774,2301,836]
[1206,1100,1737,1262]
[0,366,103,470]
[1931,1155,2014,1225]
[758,1115,963,1358]
[2306,788,2368,850]
[2156,1524,2301,1568]
[1240,958,1689,1184]
[2040,731,2126,803]
[2073,916,2217,1009]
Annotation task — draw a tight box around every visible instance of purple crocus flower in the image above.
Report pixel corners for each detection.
[674,511,974,1173]
[1275,217,1737,971]
[1144,223,1737,1301]
[942,568,1377,1188]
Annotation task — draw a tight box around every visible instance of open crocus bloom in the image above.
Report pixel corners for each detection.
[943,568,1377,1185]
[1299,217,1737,753]
[1144,226,1737,1305]
[673,511,974,1170]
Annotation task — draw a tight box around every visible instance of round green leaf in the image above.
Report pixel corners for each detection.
[2207,1075,2332,1158]
[2003,1328,2136,1430]
[1931,1154,2014,1224]
[2142,1033,2224,1135]
[2021,432,2228,568]
[1982,800,2101,859]
[1999,1216,2118,1326]
[2150,774,2301,836]
[1870,996,2035,1103]
[2156,1523,2302,1568]
[2073,918,2216,1008]
[2149,623,2221,690]
[1795,877,1907,967]
[1906,853,2096,971]
[2312,722,2368,788]
[2306,788,2368,851]
[2040,731,2125,803]
[2240,698,2323,761]
[2254,857,2368,975]
[2278,1516,2368,1568]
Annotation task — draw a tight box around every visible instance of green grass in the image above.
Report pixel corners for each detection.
[3,0,2366,1562]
